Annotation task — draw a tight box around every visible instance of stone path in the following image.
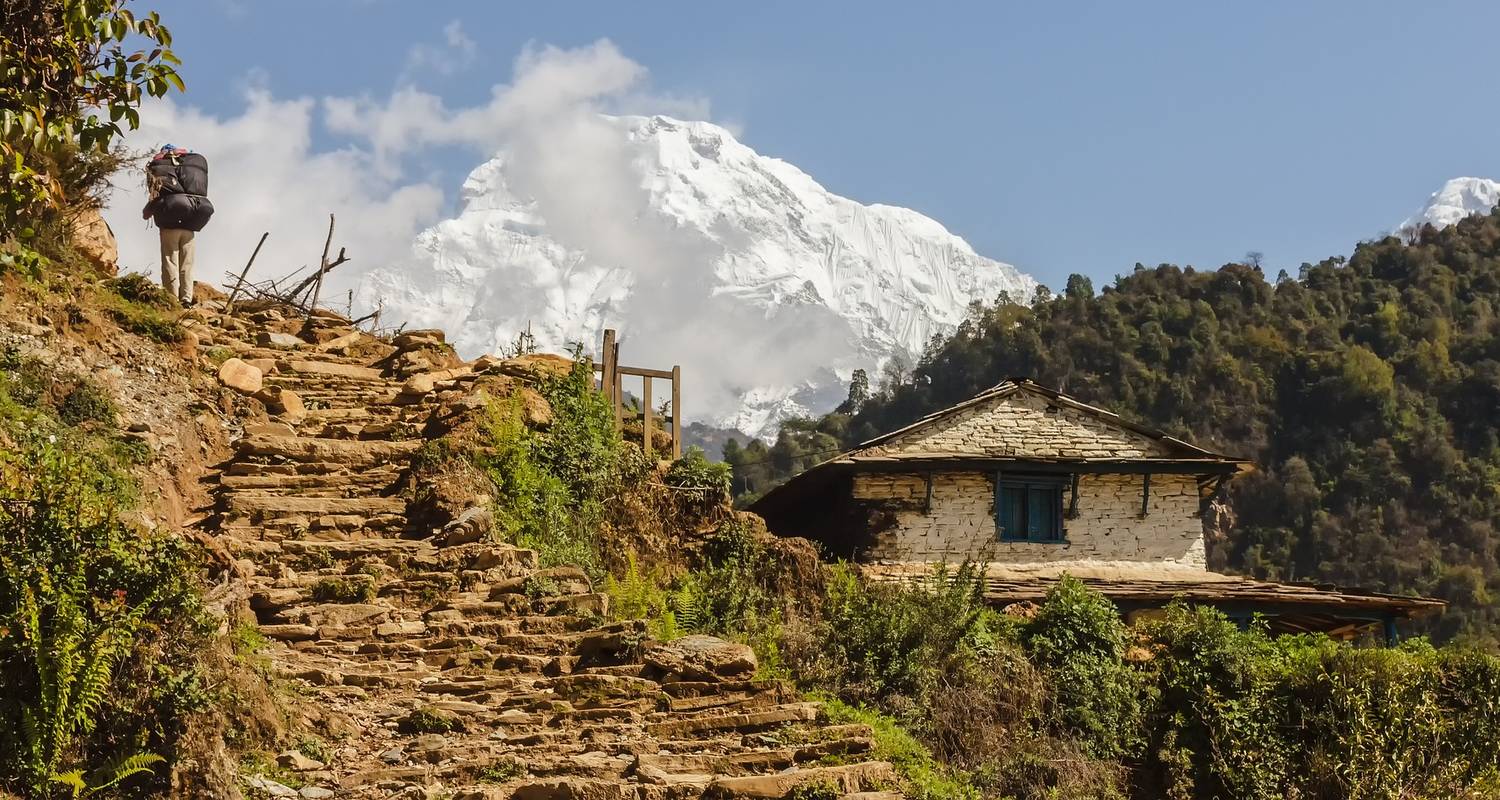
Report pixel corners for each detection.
[191,306,900,800]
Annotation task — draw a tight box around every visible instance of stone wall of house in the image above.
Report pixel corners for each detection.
[854,471,1206,567]
[872,391,1173,459]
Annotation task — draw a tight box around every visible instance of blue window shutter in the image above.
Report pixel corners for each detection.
[993,471,1003,540]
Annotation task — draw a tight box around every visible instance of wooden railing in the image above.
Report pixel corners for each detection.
[593,329,682,459]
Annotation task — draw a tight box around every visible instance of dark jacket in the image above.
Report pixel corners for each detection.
[145,152,214,231]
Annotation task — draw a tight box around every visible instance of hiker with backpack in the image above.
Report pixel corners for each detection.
[142,144,214,305]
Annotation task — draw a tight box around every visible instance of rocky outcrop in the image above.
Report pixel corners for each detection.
[69,206,118,275]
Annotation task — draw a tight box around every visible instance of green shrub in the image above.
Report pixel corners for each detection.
[803,563,991,712]
[398,707,461,734]
[103,275,173,309]
[1137,604,1289,800]
[477,758,526,783]
[57,379,115,427]
[0,434,207,797]
[603,553,682,641]
[0,245,46,282]
[0,346,50,410]
[94,277,185,344]
[664,447,731,502]
[472,354,625,578]
[1020,576,1143,762]
[105,305,185,344]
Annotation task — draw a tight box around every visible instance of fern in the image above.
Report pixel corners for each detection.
[83,752,165,794]
[50,770,86,798]
[48,753,164,798]
[668,575,709,633]
[15,571,155,795]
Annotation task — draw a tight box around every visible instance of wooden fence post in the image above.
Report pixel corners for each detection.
[642,376,654,459]
[671,365,682,459]
[613,342,623,433]
[601,328,616,404]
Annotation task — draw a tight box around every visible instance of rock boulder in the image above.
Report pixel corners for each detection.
[643,635,756,683]
[217,358,263,394]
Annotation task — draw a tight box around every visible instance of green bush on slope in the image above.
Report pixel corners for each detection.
[0,357,208,798]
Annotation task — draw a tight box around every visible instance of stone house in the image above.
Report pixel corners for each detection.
[752,379,1442,639]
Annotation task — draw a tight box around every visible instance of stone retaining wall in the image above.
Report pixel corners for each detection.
[854,471,1205,567]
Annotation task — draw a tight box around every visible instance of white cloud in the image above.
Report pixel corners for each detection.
[104,39,819,425]
[401,20,478,81]
[105,89,445,303]
[105,39,668,307]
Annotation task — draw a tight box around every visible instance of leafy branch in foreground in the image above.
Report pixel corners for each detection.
[0,0,184,238]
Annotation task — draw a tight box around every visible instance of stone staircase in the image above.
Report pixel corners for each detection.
[190,306,901,800]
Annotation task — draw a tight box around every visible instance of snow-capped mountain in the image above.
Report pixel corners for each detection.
[353,115,1035,438]
[1403,177,1500,230]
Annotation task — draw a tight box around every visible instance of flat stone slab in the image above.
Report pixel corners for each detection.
[236,435,421,464]
[283,359,383,380]
[227,494,406,515]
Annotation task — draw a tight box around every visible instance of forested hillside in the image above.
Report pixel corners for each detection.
[728,213,1500,643]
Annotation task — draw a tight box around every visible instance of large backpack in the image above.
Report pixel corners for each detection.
[148,151,214,231]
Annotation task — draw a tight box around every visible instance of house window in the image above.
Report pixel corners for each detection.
[994,474,1066,542]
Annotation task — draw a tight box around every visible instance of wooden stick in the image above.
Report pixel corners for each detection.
[223,231,268,314]
[309,213,334,313]
[283,248,350,306]
[613,343,624,434]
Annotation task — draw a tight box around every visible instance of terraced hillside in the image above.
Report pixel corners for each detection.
[186,302,900,799]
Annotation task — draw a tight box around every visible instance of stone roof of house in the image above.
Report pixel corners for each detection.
[848,378,1244,464]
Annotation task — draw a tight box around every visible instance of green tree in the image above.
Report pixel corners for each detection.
[1,0,183,238]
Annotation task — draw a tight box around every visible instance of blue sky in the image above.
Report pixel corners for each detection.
[143,0,1500,290]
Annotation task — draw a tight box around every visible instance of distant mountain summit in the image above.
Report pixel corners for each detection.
[354,115,1035,438]
[1403,177,1500,230]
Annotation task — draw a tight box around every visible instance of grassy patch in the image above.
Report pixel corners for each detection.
[94,275,185,344]
[398,707,462,734]
[310,576,376,604]
[477,758,526,783]
[58,377,116,426]
[814,697,978,800]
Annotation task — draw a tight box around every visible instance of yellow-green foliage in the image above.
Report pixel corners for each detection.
[604,525,788,678]
[471,353,630,579]
[786,571,1500,800]
[93,275,186,344]
[603,553,683,642]
[309,576,376,604]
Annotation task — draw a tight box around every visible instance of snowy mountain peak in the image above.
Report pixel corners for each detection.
[1403,177,1500,230]
[353,114,1035,438]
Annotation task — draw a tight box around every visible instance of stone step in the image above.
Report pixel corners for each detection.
[643,703,821,740]
[692,762,899,799]
[218,470,399,491]
[235,434,422,466]
[226,494,407,517]
[632,734,874,780]
[220,513,407,537]
[279,359,386,381]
